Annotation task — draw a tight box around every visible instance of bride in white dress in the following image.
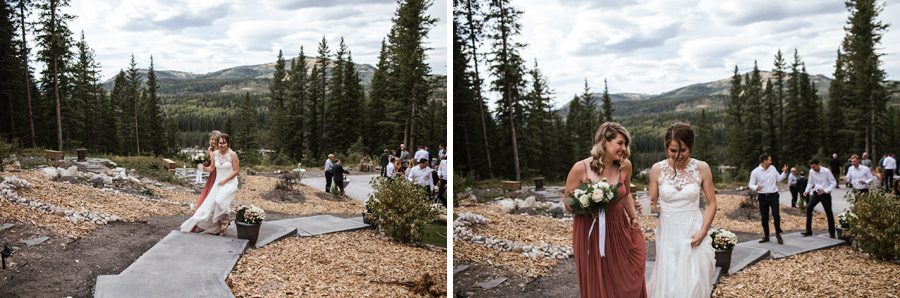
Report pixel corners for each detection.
[647,123,717,297]
[180,133,240,235]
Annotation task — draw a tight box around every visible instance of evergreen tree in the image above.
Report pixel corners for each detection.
[308,36,329,160]
[111,70,130,153]
[268,49,287,153]
[236,92,258,164]
[523,59,553,176]
[15,0,36,147]
[34,0,74,150]
[772,49,786,159]
[164,117,181,155]
[326,38,347,153]
[341,50,365,152]
[826,50,851,156]
[386,0,436,150]
[695,109,714,166]
[285,46,307,161]
[840,0,889,157]
[69,31,98,149]
[125,55,141,154]
[486,0,526,180]
[456,0,494,177]
[0,1,24,142]
[144,55,163,155]
[601,78,613,123]
[726,65,746,169]
[783,50,804,166]
[365,40,390,155]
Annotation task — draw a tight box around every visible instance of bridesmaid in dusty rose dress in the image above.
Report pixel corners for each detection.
[191,130,220,232]
[564,122,647,297]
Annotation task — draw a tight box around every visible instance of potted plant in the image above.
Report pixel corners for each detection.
[235,204,266,246]
[836,210,856,240]
[710,228,738,274]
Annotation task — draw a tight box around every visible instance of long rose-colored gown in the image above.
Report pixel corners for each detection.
[574,160,647,297]
[195,157,217,209]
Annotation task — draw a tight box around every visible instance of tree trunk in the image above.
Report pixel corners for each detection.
[465,0,494,178]
[50,6,63,151]
[499,6,521,181]
[134,96,140,154]
[19,2,36,148]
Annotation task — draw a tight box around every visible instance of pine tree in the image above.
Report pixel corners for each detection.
[69,31,98,149]
[34,0,74,150]
[695,109,714,166]
[111,70,131,153]
[840,0,889,158]
[826,50,851,156]
[366,40,390,155]
[236,92,258,164]
[386,0,436,151]
[15,0,36,147]
[456,0,494,178]
[285,46,307,161]
[308,36,329,160]
[486,0,525,180]
[523,59,553,176]
[268,50,287,153]
[144,55,163,155]
[601,79,613,123]
[783,50,805,166]
[326,38,347,153]
[0,1,23,142]
[125,55,141,154]
[341,50,364,152]
[726,65,746,169]
[772,49,786,159]
[164,117,181,155]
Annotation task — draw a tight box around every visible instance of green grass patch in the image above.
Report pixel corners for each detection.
[420,221,447,248]
[108,155,187,186]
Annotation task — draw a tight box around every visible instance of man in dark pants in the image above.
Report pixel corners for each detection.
[803,159,837,238]
[796,171,809,206]
[379,148,390,177]
[324,154,335,192]
[332,159,349,195]
[748,153,788,244]
[788,167,799,207]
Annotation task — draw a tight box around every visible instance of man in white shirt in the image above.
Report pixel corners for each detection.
[883,153,896,192]
[802,159,837,238]
[324,154,335,192]
[748,153,789,244]
[788,168,799,207]
[407,158,434,200]
[414,146,429,163]
[385,157,396,178]
[845,154,874,193]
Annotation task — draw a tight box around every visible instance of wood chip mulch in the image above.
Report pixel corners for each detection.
[227,230,447,297]
[713,246,900,297]
[231,175,364,216]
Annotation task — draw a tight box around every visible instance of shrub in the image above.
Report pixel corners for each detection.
[366,177,438,244]
[275,173,294,191]
[846,191,899,261]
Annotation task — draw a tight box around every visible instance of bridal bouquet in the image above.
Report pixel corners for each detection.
[191,152,206,164]
[566,178,620,215]
[235,204,266,224]
[709,228,737,250]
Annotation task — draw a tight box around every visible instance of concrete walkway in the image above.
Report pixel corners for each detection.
[95,214,371,297]
[301,174,378,203]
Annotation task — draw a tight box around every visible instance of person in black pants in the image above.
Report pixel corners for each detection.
[796,171,809,205]
[379,148,390,177]
[324,154,335,192]
[332,159,349,195]
[803,159,838,238]
[788,167,799,207]
[748,153,788,244]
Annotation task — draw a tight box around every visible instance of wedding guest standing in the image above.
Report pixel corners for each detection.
[407,158,434,200]
[861,152,872,167]
[380,148,390,177]
[437,154,448,206]
[332,159,349,195]
[748,153,788,244]
[324,154,335,192]
[803,159,837,238]
[883,153,896,192]
[788,168,799,207]
[385,157,397,179]
[845,154,874,194]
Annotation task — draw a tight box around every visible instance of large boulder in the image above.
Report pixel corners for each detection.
[520,196,537,209]
[498,199,517,213]
[41,167,59,180]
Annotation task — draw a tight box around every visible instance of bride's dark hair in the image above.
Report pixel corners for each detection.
[665,122,694,177]
[590,122,631,176]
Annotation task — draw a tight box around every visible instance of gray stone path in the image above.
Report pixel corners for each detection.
[301,174,378,203]
[734,232,844,260]
[95,231,248,297]
[95,214,371,297]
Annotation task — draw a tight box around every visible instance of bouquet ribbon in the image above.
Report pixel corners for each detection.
[587,209,607,257]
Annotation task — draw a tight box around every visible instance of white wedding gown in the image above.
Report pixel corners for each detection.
[648,158,715,298]
[180,149,238,234]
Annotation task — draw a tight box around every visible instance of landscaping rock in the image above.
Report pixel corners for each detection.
[498,199,516,213]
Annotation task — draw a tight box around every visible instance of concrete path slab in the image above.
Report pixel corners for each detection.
[779,188,852,214]
[727,245,771,275]
[119,231,247,278]
[224,221,297,248]
[477,277,507,289]
[21,236,49,246]
[96,272,233,298]
[301,174,378,203]
[737,232,845,259]
[270,215,370,237]
[0,223,15,232]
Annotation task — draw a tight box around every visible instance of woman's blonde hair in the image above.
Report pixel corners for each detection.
[208,130,222,151]
[589,122,631,176]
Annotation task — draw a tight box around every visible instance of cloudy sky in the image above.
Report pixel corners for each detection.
[58,0,446,81]
[476,0,900,108]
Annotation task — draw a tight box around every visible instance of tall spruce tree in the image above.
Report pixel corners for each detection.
[15,0,36,147]
[695,109,714,166]
[826,50,851,155]
[268,50,287,153]
[726,65,746,169]
[456,0,494,177]
[783,50,804,166]
[69,31,98,148]
[35,0,74,150]
[523,59,553,176]
[341,50,364,152]
[326,38,347,153]
[125,55,141,154]
[366,40,390,154]
[308,36,329,160]
[772,49,786,159]
[840,0,889,158]
[144,55,163,155]
[236,92,258,164]
[601,79,613,123]
[487,0,526,180]
[285,46,307,161]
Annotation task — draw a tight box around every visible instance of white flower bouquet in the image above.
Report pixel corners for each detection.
[235,204,266,224]
[565,178,620,215]
[709,228,738,251]
[191,152,206,165]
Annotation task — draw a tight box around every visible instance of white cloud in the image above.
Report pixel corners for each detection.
[472,0,899,109]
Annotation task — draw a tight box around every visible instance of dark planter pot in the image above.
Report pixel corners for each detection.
[236,221,261,246]
[533,177,545,190]
[836,227,849,240]
[715,249,733,274]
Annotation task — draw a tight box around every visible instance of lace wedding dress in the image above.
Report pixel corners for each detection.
[180,149,238,234]
[647,158,715,297]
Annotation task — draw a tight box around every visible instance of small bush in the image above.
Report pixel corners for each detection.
[275,173,294,191]
[366,177,438,244]
[846,191,899,261]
